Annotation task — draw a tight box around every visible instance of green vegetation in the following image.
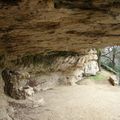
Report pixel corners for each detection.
[97,46,120,74]
[89,72,105,81]
[101,63,117,74]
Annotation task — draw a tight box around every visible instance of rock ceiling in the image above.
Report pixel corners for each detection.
[0,0,120,60]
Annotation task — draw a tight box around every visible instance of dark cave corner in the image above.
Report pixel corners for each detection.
[54,0,120,10]
[54,0,94,9]
[0,0,22,6]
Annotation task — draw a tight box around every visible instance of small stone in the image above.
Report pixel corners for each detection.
[109,75,119,86]
[24,86,34,97]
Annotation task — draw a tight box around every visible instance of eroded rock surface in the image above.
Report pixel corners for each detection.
[0,0,120,62]
[0,1,119,119]
[2,49,99,99]
[2,69,31,99]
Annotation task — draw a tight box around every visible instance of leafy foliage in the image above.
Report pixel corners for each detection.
[100,46,120,74]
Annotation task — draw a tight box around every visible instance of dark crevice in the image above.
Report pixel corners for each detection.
[10,51,79,67]
[66,30,106,37]
[54,0,120,11]
[54,0,94,10]
[0,0,22,6]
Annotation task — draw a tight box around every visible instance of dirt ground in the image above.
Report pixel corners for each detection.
[9,83,120,120]
[1,70,120,120]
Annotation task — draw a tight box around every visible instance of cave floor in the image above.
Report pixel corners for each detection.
[9,83,120,120]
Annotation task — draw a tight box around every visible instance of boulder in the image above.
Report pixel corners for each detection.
[108,75,119,86]
[2,68,31,99]
[84,61,99,76]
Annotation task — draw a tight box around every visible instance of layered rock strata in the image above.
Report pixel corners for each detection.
[2,49,99,99]
[0,0,120,61]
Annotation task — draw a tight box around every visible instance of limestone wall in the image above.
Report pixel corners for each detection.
[1,49,99,99]
[0,0,120,59]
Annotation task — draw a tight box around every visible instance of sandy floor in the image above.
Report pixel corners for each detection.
[10,83,120,120]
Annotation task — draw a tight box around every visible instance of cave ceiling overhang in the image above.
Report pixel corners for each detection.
[0,0,120,60]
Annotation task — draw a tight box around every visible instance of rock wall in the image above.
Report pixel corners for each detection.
[0,0,120,60]
[2,49,99,99]
[0,1,119,119]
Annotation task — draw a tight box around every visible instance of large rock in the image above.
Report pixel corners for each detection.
[53,49,99,85]
[2,68,32,99]
[84,61,99,76]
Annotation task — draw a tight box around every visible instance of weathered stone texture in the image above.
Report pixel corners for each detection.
[1,49,99,99]
[0,0,120,62]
